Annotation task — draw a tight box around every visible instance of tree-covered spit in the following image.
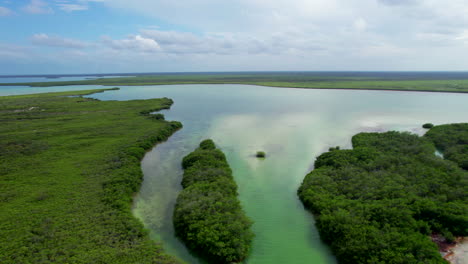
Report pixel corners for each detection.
[174,139,254,263]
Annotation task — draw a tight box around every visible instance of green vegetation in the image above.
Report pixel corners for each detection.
[174,139,253,263]
[425,123,468,170]
[298,131,467,264]
[4,73,468,93]
[0,89,182,263]
[423,123,435,129]
[328,146,340,151]
[256,151,266,158]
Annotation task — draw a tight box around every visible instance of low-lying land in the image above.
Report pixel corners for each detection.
[3,72,468,93]
[298,128,468,264]
[174,139,253,263]
[0,89,182,263]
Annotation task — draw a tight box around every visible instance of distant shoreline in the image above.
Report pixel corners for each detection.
[2,82,468,94]
[2,70,468,78]
[2,72,468,93]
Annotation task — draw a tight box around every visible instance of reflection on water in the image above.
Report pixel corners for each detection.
[88,85,468,264]
[26,84,468,264]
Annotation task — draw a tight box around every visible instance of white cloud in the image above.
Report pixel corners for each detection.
[455,30,468,42]
[23,0,53,14]
[377,0,416,6]
[101,1,468,40]
[0,6,12,16]
[353,18,367,32]
[98,0,468,70]
[8,0,468,72]
[139,30,238,54]
[0,43,39,63]
[57,4,88,12]
[102,35,161,53]
[53,0,105,12]
[138,29,325,55]
[31,33,90,48]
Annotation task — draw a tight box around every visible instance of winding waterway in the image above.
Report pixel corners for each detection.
[2,84,468,263]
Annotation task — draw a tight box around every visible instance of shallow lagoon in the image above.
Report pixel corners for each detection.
[2,84,468,263]
[89,84,468,264]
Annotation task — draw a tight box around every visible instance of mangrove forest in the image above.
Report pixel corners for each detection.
[0,89,182,263]
[173,139,254,263]
[298,126,468,264]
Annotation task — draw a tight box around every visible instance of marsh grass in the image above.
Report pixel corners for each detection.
[4,73,468,93]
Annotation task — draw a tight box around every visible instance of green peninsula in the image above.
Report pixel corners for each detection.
[298,130,467,264]
[0,89,182,263]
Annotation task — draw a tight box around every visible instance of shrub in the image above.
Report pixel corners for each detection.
[256,151,266,158]
[149,113,165,120]
[423,123,434,129]
[199,139,216,150]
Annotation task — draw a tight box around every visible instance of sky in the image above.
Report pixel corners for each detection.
[1,0,468,74]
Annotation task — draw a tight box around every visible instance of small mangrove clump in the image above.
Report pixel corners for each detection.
[174,139,253,263]
[423,123,434,129]
[256,151,266,158]
[328,146,340,151]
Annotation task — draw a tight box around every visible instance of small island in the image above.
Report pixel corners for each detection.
[173,139,254,263]
[256,151,266,158]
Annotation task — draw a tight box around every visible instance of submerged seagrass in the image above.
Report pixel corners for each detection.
[0,89,182,263]
[173,139,254,263]
[298,129,468,264]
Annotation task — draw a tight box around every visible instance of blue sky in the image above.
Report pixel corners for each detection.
[1,0,468,74]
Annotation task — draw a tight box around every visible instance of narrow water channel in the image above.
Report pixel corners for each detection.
[88,84,468,264]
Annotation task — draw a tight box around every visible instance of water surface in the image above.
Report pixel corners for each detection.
[88,84,468,264]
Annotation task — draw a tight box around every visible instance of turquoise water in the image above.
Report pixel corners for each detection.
[88,84,468,264]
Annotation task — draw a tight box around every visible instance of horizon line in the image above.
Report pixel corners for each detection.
[2,70,468,78]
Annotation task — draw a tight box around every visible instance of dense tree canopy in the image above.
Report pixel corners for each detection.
[173,139,253,263]
[298,130,467,264]
[425,123,468,170]
[0,89,181,263]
